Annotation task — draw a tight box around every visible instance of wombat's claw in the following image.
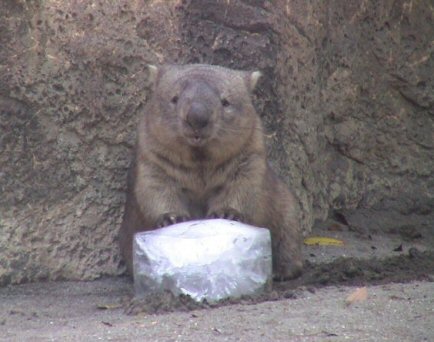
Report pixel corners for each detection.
[207,208,244,222]
[156,213,190,227]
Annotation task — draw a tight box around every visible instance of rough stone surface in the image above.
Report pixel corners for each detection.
[0,0,433,284]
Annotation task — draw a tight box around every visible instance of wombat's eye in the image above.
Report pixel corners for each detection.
[171,95,179,104]
[221,98,230,107]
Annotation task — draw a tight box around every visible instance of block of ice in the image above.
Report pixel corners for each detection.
[133,219,272,302]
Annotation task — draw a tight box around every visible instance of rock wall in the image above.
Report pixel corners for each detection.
[1,0,432,285]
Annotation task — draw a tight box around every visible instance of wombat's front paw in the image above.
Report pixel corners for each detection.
[207,208,245,222]
[156,212,190,228]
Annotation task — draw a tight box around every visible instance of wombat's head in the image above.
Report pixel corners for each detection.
[145,64,261,150]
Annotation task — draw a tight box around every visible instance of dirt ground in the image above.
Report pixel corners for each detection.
[1,223,433,341]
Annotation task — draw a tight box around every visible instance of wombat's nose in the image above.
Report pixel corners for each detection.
[186,102,210,130]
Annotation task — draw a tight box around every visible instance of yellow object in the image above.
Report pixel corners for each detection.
[303,236,344,246]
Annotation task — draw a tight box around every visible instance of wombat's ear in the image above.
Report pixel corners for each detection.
[248,71,262,92]
[147,64,159,85]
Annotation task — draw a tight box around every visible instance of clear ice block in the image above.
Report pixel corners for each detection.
[133,219,272,302]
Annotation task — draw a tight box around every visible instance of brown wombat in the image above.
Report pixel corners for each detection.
[119,64,302,280]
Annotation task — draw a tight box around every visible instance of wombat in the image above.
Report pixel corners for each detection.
[119,64,302,280]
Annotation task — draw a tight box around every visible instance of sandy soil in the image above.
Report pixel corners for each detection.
[1,224,433,341]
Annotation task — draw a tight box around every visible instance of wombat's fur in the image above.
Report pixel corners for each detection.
[119,64,302,280]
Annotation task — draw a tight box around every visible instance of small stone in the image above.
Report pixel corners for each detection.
[408,247,422,259]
